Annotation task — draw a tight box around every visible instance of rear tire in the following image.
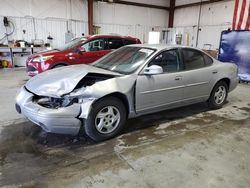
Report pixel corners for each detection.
[208,81,228,109]
[84,97,127,142]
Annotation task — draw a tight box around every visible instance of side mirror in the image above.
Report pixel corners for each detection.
[74,47,85,53]
[144,65,163,75]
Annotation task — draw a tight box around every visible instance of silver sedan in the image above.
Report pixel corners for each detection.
[16,44,238,141]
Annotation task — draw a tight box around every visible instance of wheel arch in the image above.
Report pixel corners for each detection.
[209,77,230,98]
[94,92,130,118]
[216,78,230,89]
[50,62,69,69]
[83,92,129,141]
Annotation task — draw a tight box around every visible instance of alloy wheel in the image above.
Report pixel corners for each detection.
[214,85,226,105]
[95,106,121,134]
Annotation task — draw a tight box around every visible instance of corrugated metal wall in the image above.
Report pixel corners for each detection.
[0,0,168,47]
[0,16,88,48]
[95,23,165,43]
[173,0,234,49]
[93,1,168,43]
[0,15,166,47]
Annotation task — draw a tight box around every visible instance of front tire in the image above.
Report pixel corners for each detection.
[84,97,127,142]
[208,81,228,109]
[52,64,66,69]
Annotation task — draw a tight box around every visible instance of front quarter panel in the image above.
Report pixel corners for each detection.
[79,75,137,119]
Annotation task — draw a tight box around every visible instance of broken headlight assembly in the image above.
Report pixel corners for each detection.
[34,95,94,108]
[34,96,66,108]
[34,96,78,108]
[62,94,95,107]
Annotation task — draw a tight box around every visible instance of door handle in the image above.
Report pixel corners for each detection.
[175,76,182,80]
[212,70,218,74]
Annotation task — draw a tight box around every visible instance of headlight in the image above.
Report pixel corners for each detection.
[32,55,54,62]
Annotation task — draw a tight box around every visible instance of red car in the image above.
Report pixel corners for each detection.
[26,35,141,76]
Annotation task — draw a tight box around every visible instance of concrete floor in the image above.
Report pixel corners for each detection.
[0,68,250,188]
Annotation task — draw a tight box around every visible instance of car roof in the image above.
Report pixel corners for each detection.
[86,34,139,40]
[127,44,216,60]
[127,44,202,51]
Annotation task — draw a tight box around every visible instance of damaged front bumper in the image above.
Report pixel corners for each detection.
[15,86,93,135]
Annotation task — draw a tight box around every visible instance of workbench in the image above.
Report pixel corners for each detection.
[0,47,46,67]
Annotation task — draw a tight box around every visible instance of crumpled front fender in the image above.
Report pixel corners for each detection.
[78,75,137,119]
[79,99,96,119]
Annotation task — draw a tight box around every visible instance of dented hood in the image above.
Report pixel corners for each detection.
[25,64,121,97]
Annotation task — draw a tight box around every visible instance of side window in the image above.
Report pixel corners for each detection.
[203,53,213,66]
[124,39,136,45]
[82,39,104,52]
[149,50,179,73]
[108,38,124,49]
[182,49,205,70]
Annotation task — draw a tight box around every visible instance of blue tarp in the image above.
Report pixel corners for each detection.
[218,30,250,82]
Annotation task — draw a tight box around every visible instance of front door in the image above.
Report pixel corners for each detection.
[136,49,185,114]
[75,38,111,64]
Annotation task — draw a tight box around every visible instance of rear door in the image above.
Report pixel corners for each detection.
[180,48,215,103]
[108,38,124,50]
[136,49,185,113]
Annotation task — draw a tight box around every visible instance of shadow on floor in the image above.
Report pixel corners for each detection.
[0,102,211,151]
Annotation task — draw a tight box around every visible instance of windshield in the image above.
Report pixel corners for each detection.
[57,37,87,51]
[92,46,155,74]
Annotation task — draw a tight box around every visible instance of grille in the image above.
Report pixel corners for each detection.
[27,66,37,72]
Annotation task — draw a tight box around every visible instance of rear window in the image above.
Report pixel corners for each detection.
[182,49,205,70]
[124,39,136,45]
[203,54,213,66]
[108,38,124,49]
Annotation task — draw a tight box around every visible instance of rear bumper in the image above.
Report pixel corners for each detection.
[16,87,82,135]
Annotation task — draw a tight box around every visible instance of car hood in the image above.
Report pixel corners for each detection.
[25,64,121,97]
[29,49,61,59]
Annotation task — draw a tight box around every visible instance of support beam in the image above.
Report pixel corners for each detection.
[88,0,94,35]
[168,0,175,28]
[196,0,202,47]
[96,0,169,11]
[175,0,229,9]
